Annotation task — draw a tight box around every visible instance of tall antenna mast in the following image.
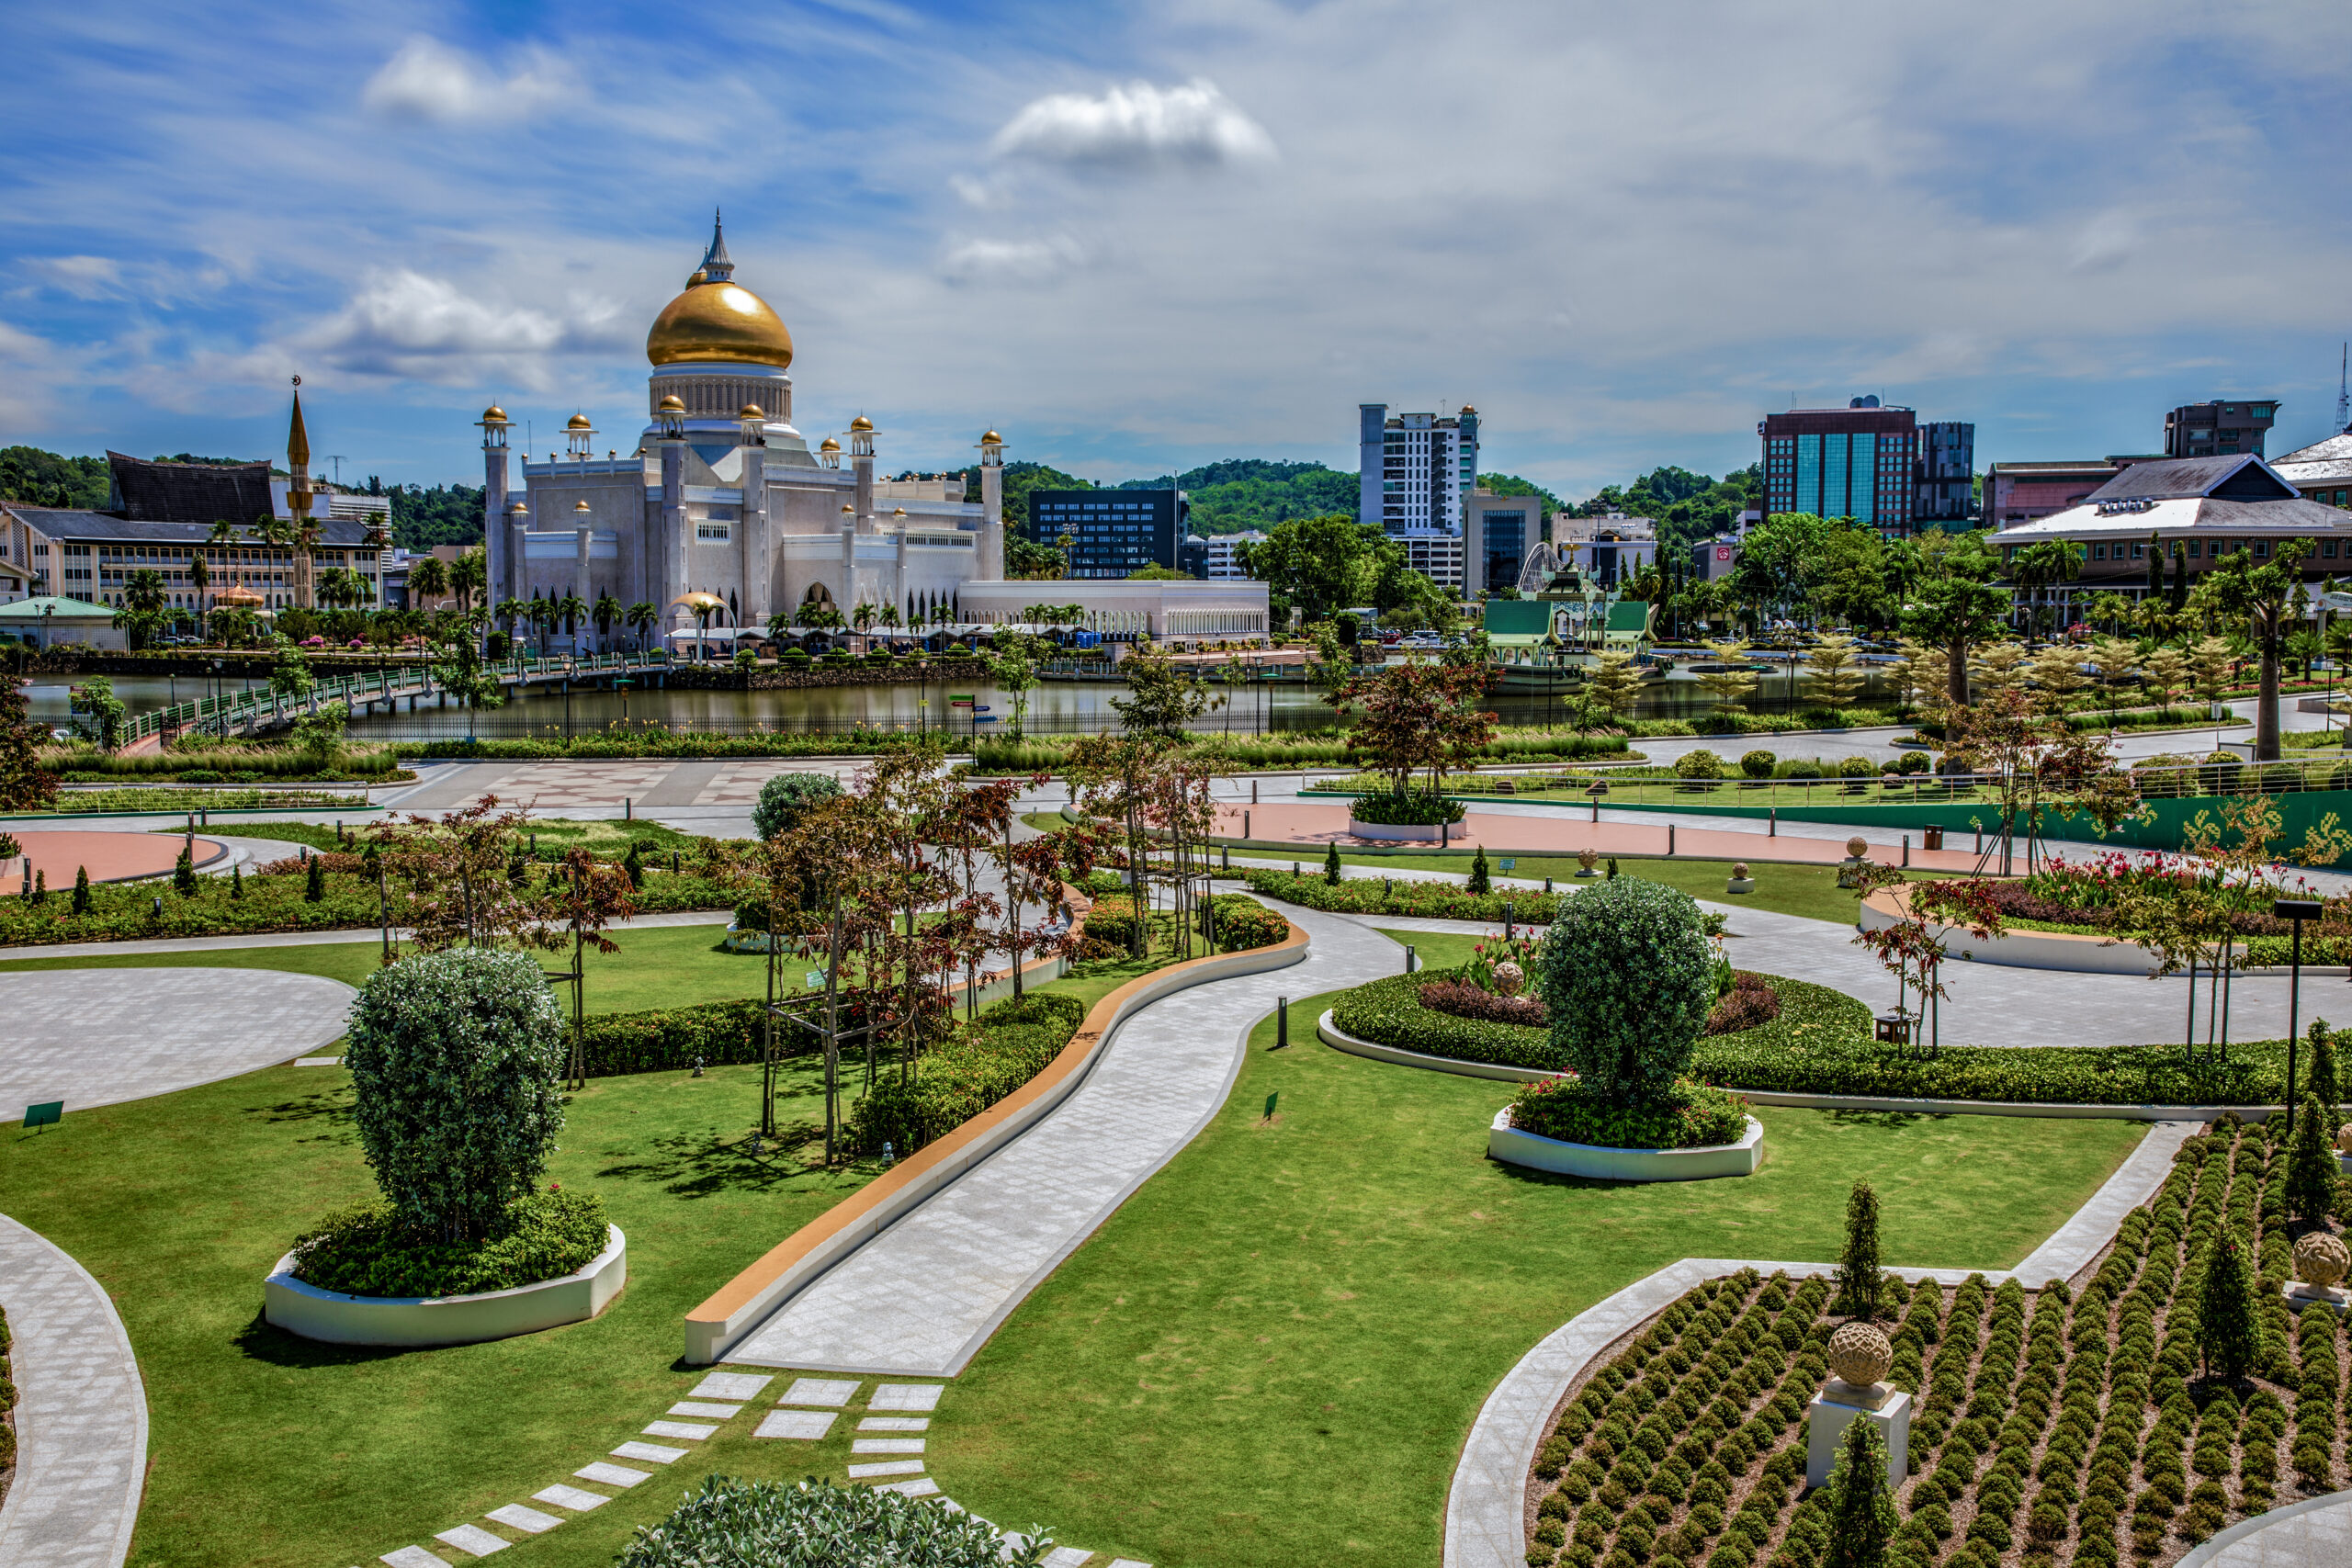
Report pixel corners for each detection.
[2337,342,2348,433]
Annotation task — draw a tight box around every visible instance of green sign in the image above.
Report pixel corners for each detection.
[23,1100,62,1131]
[806,970,824,988]
[1498,858,1516,872]
[1263,1091,1279,1121]
[948,694,976,706]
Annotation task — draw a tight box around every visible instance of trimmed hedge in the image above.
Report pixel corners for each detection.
[1333,968,2312,1107]
[1508,1076,1748,1149]
[1244,868,1563,924]
[617,1475,1047,1568]
[288,1190,608,1299]
[844,992,1087,1156]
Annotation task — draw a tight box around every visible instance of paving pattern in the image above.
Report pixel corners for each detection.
[0,1215,147,1568]
[2180,1490,2352,1565]
[0,966,355,1121]
[722,902,1400,1377]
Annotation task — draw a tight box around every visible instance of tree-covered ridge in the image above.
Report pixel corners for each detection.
[1480,472,1565,516]
[388,482,487,551]
[0,446,111,509]
[1115,457,1360,536]
[1574,463,1763,554]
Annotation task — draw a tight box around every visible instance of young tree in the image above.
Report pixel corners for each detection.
[1111,638,1216,737]
[1822,1416,1897,1568]
[540,846,639,1089]
[2140,645,2189,710]
[371,795,541,952]
[1898,534,2011,707]
[2199,536,2313,759]
[2287,1092,2342,1223]
[1692,640,1758,717]
[2187,635,2236,716]
[1329,657,1496,801]
[2197,1233,2260,1380]
[0,680,58,811]
[1586,649,1644,725]
[1835,1179,1883,1321]
[1469,844,1490,895]
[2026,642,2090,716]
[1804,634,1865,712]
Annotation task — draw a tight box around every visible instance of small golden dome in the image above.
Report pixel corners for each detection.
[686,268,708,286]
[566,412,593,431]
[738,402,765,421]
[657,394,686,413]
[893,507,907,517]
[820,436,841,453]
[507,500,528,513]
[647,274,795,370]
[841,502,855,513]
[481,405,508,424]
[1460,403,1477,414]
[981,429,1001,444]
[849,415,874,433]
[573,500,592,513]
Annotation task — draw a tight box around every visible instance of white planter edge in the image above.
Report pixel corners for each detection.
[265,1224,627,1348]
[1487,1109,1763,1182]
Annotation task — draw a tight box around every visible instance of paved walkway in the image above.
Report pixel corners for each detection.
[0,968,356,1121]
[1443,1117,2200,1568]
[2,830,225,891]
[0,907,733,964]
[2180,1490,2352,1566]
[724,901,1405,1377]
[0,1215,147,1568]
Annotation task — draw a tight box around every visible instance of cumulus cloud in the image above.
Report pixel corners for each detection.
[309,269,628,385]
[989,79,1274,172]
[362,37,566,124]
[939,234,1088,286]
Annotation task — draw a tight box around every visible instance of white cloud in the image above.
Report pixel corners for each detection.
[989,79,1274,172]
[939,234,1089,286]
[25,255,124,299]
[307,269,628,386]
[362,37,566,124]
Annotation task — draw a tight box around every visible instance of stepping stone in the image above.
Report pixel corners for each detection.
[871,1476,941,1497]
[668,1401,742,1418]
[381,1551,447,1568]
[295,1056,343,1066]
[435,1523,512,1555]
[1042,1551,1095,1568]
[486,1505,563,1535]
[869,1383,943,1412]
[1107,1561,1154,1567]
[859,1416,931,1431]
[691,1372,773,1401]
[574,1461,651,1488]
[854,1438,926,1454]
[533,1484,611,1512]
[755,1410,837,1439]
[847,1459,927,1478]
[611,1441,688,1463]
[643,1420,718,1440]
[778,1377,859,1406]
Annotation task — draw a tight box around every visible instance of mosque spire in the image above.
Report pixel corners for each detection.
[287,379,311,475]
[699,209,733,283]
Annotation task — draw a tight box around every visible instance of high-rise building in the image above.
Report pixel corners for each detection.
[2165,399,2278,458]
[1917,421,1977,525]
[1028,488,1190,580]
[1359,403,1478,535]
[1463,490,1542,596]
[1758,398,1920,534]
[1200,531,1263,579]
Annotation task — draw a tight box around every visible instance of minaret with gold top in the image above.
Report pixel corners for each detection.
[287,378,318,609]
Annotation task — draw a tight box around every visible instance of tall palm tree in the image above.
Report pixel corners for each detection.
[449,547,488,615]
[625,600,657,651]
[593,591,620,650]
[554,591,588,643]
[205,518,243,604]
[492,596,526,646]
[114,568,169,649]
[188,553,212,618]
[852,601,876,634]
[248,513,295,609]
[408,554,451,607]
[879,603,902,632]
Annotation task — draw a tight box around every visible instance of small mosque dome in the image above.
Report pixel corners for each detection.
[849,415,874,433]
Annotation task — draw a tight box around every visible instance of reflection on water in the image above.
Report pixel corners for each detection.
[335,668,1895,740]
[23,675,266,728]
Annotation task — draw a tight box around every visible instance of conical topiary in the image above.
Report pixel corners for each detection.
[2198,1233,2259,1380]
[1823,1412,1896,1568]
[1468,844,1490,895]
[2286,1092,2341,1224]
[304,855,326,903]
[230,863,243,900]
[2309,1020,2341,1127]
[72,863,89,915]
[1323,840,1341,887]
[1835,1179,1883,1322]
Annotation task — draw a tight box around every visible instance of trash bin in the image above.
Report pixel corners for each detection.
[1923,826,1944,852]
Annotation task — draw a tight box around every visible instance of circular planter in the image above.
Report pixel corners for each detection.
[719,922,797,954]
[1487,1110,1763,1182]
[264,1224,626,1347]
[1348,818,1453,841]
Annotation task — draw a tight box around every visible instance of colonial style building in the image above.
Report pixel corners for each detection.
[1988,454,2352,588]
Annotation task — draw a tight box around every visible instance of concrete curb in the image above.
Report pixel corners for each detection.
[263,1225,627,1348]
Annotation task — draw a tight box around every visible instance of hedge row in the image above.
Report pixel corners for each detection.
[844,992,1087,1156]
[1331,968,2309,1106]
[1243,868,1566,924]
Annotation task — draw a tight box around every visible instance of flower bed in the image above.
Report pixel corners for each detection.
[288,1190,610,1299]
[1508,1075,1748,1150]
[1523,1119,2345,1568]
[1331,970,2313,1106]
[1343,789,1469,826]
[0,1301,14,1479]
[1912,851,2348,967]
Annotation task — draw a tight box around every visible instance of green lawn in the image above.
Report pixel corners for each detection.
[926,986,2148,1568]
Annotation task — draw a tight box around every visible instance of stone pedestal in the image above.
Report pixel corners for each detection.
[1806,1387,1910,1490]
[2281,1280,2350,1314]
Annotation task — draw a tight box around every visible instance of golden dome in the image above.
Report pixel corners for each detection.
[820,436,841,453]
[892,507,907,517]
[573,500,592,513]
[738,402,765,421]
[566,412,593,431]
[480,405,508,424]
[981,429,1001,444]
[849,414,874,433]
[647,277,795,370]
[657,394,686,413]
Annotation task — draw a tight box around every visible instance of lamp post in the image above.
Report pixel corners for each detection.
[2276,897,2323,1131]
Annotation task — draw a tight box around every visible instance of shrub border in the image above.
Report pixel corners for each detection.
[261,1224,627,1348]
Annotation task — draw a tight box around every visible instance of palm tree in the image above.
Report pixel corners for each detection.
[852,601,876,634]
[408,554,450,608]
[625,600,658,651]
[188,553,212,618]
[554,591,588,644]
[205,518,243,604]
[248,513,295,609]
[593,591,620,650]
[878,603,902,632]
[449,548,488,615]
[114,568,169,649]
[492,596,527,647]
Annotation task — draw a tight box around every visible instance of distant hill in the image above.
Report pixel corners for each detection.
[1116,458,1359,535]
[0,446,110,509]
[388,482,486,550]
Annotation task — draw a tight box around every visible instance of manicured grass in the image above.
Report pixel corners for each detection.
[1342,852,1968,926]
[929,988,2147,1568]
[0,1055,890,1568]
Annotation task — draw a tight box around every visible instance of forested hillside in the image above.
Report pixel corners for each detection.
[1116,458,1359,535]
[387,482,486,550]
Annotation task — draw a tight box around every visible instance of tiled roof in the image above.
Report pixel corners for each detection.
[0,505,378,546]
[106,451,277,523]
[2086,454,2296,502]
[1993,494,2352,538]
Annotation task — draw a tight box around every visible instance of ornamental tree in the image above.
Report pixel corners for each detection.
[344,947,569,1243]
[1834,1180,1883,1322]
[2196,1233,2259,1380]
[752,772,845,841]
[1822,1414,1896,1568]
[2286,1093,2341,1223]
[1534,877,1714,1103]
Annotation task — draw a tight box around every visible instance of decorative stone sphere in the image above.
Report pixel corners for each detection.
[2293,1231,2351,1291]
[1732,863,1750,879]
[1846,837,1870,859]
[1492,961,1526,998]
[2337,1122,2352,1156]
[1826,1321,1894,1387]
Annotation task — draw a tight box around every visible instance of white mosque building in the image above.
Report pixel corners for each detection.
[481,216,1269,650]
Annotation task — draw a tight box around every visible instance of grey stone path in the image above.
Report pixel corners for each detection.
[1444,1114,2199,1568]
[2180,1490,2352,1566]
[0,1215,147,1568]
[1336,895,2306,1048]
[0,907,732,964]
[725,900,1402,1377]
[0,967,356,1121]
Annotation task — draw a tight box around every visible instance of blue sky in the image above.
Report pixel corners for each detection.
[2,0,2347,498]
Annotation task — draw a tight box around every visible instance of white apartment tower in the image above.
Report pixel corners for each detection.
[1359,403,1478,589]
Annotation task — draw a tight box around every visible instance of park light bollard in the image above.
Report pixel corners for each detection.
[1668,824,1676,856]
[1770,807,1777,837]
[1275,997,1289,1050]
[1903,835,1910,867]
[1405,944,1416,975]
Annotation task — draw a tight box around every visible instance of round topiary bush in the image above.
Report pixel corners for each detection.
[752,771,845,840]
[619,1475,1048,1568]
[1739,750,1776,779]
[344,948,569,1244]
[1838,756,1873,779]
[1675,749,1724,780]
[1534,876,1715,1103]
[1784,760,1823,780]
